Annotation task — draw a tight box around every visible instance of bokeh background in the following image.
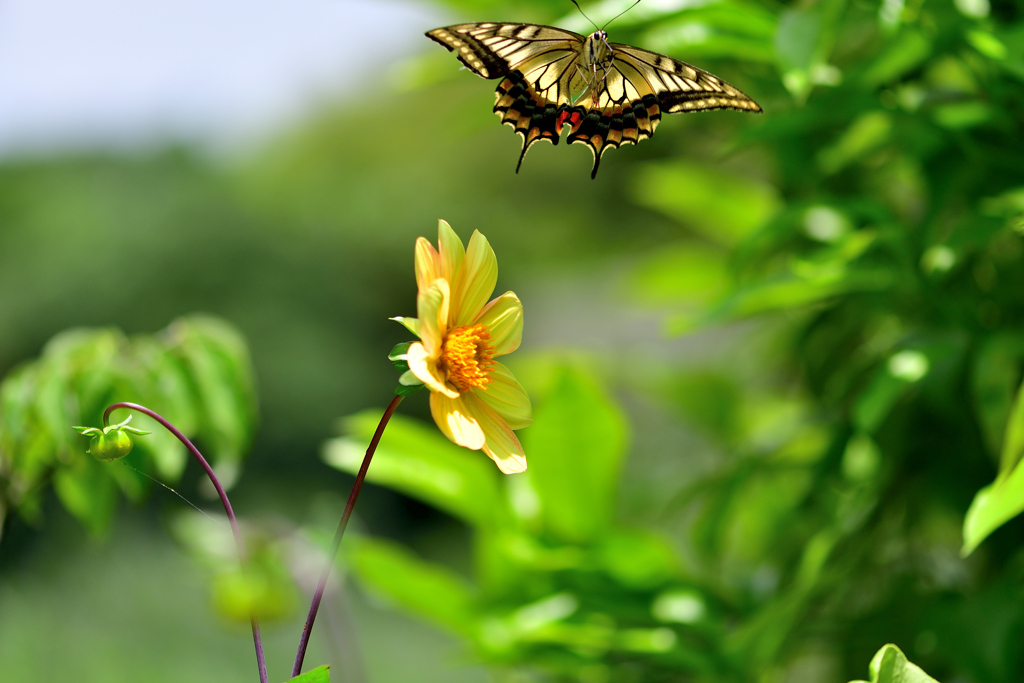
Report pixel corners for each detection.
[1,0,1023,681]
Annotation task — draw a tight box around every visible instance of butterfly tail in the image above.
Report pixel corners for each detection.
[515,140,529,174]
[566,109,613,179]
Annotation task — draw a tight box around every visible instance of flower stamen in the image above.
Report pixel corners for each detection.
[441,324,496,392]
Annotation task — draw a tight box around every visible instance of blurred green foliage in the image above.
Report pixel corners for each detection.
[0,0,1023,680]
[319,0,1024,680]
[329,365,722,680]
[0,315,257,535]
[171,509,301,623]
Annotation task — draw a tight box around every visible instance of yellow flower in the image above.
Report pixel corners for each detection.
[394,220,532,474]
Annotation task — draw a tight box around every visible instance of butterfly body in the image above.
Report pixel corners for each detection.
[577,30,613,104]
[427,22,762,178]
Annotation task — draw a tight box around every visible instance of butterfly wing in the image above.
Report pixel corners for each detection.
[426,23,582,80]
[428,25,762,178]
[611,44,762,114]
[560,44,762,178]
[427,23,586,171]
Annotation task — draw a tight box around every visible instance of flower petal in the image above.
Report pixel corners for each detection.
[416,278,450,356]
[452,230,498,327]
[463,393,527,474]
[407,342,457,397]
[431,392,486,450]
[437,220,465,285]
[477,361,532,430]
[475,292,523,357]
[414,237,440,292]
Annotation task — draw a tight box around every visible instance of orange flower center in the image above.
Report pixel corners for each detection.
[441,324,496,393]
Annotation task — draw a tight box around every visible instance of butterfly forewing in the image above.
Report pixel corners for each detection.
[611,44,763,114]
[427,22,761,178]
[427,23,582,79]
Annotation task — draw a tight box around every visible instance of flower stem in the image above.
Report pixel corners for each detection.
[291,394,404,677]
[103,402,268,683]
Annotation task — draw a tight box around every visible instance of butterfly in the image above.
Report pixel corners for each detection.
[427,21,762,178]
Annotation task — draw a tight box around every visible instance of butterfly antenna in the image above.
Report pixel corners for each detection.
[601,0,642,30]
[570,0,600,32]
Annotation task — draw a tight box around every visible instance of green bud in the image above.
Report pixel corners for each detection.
[90,429,135,461]
[73,415,151,462]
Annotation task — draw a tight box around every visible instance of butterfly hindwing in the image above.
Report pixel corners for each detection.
[427,22,762,178]
[562,63,664,178]
[494,71,564,172]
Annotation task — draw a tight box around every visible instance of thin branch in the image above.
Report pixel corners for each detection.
[103,402,269,683]
[291,394,404,677]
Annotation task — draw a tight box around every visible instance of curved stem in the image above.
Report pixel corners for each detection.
[291,394,404,678]
[104,402,268,683]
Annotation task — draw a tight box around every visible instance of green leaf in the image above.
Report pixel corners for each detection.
[640,5,777,64]
[849,643,940,683]
[627,244,730,306]
[970,333,1024,459]
[774,0,846,99]
[681,267,891,333]
[53,456,117,536]
[980,186,1024,223]
[629,162,781,246]
[520,366,628,544]
[997,374,1024,483]
[996,23,1024,80]
[775,7,824,74]
[170,510,300,623]
[390,316,420,337]
[394,382,424,396]
[854,368,914,435]
[861,29,932,86]
[211,567,297,622]
[286,664,329,683]
[347,535,476,636]
[817,111,893,175]
[165,315,259,472]
[932,102,992,130]
[663,372,741,446]
[323,411,501,527]
[594,528,679,588]
[388,341,414,360]
[963,374,1024,555]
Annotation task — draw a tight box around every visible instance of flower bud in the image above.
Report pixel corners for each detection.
[73,415,151,462]
[89,429,135,461]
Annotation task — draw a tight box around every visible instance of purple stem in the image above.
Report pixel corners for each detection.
[291,394,404,678]
[104,402,268,683]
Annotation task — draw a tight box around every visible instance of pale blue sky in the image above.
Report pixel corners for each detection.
[0,0,440,156]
